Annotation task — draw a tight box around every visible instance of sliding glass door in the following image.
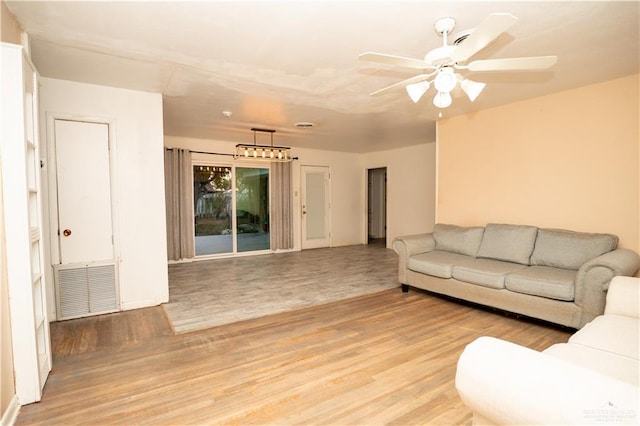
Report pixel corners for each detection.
[193,164,270,256]
[193,165,233,256]
[236,167,270,252]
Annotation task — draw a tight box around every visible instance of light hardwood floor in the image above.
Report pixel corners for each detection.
[17,287,571,425]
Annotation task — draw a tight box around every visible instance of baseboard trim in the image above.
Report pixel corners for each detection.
[1,394,20,426]
[120,297,167,311]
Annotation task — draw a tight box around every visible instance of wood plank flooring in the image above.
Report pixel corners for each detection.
[18,288,571,425]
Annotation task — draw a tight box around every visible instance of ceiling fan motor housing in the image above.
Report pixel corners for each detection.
[425,45,456,66]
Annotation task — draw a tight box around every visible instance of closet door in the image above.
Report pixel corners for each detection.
[52,119,118,320]
[54,120,113,264]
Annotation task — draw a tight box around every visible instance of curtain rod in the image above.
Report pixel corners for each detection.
[165,147,299,160]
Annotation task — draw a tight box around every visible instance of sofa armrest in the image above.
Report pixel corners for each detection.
[605,276,640,318]
[455,336,639,425]
[575,249,640,327]
[392,233,435,284]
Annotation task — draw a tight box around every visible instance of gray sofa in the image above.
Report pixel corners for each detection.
[393,223,640,328]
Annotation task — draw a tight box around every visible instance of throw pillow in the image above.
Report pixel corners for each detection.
[531,228,618,270]
[477,223,538,265]
[433,223,485,257]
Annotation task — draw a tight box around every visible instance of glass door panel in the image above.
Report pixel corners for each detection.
[193,166,233,255]
[236,167,270,252]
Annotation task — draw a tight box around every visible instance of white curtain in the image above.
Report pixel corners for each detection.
[164,148,194,260]
[270,161,293,250]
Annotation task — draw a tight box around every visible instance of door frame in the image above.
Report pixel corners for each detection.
[300,165,331,249]
[45,113,120,320]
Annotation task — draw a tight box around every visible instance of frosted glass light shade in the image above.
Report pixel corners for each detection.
[433,92,452,108]
[434,67,457,93]
[461,79,486,102]
[405,81,430,103]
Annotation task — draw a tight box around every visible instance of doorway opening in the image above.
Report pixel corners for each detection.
[367,167,387,247]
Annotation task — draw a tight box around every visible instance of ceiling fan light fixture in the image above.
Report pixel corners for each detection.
[434,67,457,93]
[433,92,452,109]
[461,79,486,102]
[406,81,430,103]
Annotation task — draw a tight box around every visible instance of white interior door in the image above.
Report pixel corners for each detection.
[54,120,113,264]
[301,165,330,249]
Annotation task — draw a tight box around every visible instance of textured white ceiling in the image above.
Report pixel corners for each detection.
[7,1,639,153]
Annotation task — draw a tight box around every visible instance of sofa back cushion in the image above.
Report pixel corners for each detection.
[477,223,538,265]
[433,224,485,257]
[531,228,618,270]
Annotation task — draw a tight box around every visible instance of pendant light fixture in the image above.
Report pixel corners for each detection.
[235,128,292,162]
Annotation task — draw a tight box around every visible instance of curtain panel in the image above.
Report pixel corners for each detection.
[164,148,195,260]
[270,161,293,250]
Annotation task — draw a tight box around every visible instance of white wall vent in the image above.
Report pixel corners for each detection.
[55,262,119,320]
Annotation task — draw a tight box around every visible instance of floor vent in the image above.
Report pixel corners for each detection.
[55,262,118,320]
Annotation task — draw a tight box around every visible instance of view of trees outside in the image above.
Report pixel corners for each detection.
[193,165,232,237]
[193,165,270,254]
[235,167,269,252]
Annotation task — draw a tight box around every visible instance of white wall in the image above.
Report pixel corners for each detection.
[363,143,436,246]
[39,78,168,315]
[295,146,365,248]
[166,136,435,250]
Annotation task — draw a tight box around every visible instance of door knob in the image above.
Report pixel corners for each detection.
[63,229,72,237]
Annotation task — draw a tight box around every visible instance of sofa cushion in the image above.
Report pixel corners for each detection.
[408,250,471,278]
[505,266,576,302]
[477,223,538,265]
[544,343,639,386]
[452,258,528,289]
[432,224,485,257]
[569,315,639,360]
[530,228,618,270]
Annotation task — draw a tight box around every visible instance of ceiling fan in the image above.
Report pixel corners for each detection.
[359,13,557,109]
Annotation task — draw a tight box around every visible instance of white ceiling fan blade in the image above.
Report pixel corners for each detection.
[452,13,518,62]
[467,56,558,72]
[369,73,433,96]
[359,52,434,69]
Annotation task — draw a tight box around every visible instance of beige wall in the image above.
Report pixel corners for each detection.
[437,74,639,254]
[1,1,21,44]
